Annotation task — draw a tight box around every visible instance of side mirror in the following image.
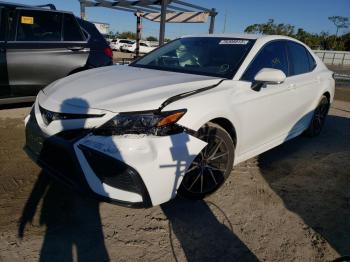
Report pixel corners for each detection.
[251,68,286,91]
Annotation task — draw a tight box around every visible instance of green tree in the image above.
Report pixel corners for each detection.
[116,31,137,39]
[244,18,350,51]
[146,36,158,41]
[244,19,294,36]
[328,16,350,36]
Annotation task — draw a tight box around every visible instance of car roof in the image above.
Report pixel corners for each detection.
[181,33,262,40]
[0,1,72,14]
[181,33,297,41]
[0,1,29,8]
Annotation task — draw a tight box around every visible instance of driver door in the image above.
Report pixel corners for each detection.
[234,40,300,157]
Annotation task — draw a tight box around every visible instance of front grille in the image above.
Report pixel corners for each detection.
[39,106,104,125]
[79,145,140,194]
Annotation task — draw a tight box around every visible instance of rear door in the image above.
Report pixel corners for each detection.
[0,6,10,97]
[6,9,89,97]
[285,41,319,129]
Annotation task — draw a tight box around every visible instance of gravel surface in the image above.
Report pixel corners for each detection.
[0,97,349,261]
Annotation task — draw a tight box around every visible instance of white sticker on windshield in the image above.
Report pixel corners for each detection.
[219,40,249,45]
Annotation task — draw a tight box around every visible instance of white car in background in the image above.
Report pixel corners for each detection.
[121,41,157,54]
[25,34,334,207]
[110,39,133,51]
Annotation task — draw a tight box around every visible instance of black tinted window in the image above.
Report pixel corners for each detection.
[242,41,288,81]
[17,10,62,41]
[0,8,4,41]
[132,37,255,78]
[63,14,84,41]
[287,41,311,75]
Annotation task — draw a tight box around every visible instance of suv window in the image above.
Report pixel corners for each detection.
[242,41,288,81]
[287,41,312,75]
[16,10,62,41]
[63,14,84,41]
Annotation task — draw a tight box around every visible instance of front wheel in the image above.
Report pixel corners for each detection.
[305,95,330,137]
[178,123,234,199]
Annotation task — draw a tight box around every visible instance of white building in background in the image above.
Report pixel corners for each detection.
[92,21,110,36]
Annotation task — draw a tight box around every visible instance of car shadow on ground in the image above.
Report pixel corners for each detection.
[18,98,110,262]
[18,172,109,262]
[161,198,259,262]
[161,125,258,261]
[257,115,350,256]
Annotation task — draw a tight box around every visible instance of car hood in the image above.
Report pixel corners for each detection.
[41,65,222,113]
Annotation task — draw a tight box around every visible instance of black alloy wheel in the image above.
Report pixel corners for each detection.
[178,123,234,199]
[305,95,330,137]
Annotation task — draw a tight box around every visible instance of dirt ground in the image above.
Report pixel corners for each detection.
[0,85,350,262]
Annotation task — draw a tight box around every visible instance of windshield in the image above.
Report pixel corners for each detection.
[130,37,255,78]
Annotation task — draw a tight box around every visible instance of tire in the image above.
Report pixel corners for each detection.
[305,95,330,137]
[178,122,235,199]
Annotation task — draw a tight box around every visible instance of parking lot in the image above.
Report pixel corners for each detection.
[0,80,349,261]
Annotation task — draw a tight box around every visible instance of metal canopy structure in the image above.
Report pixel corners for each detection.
[79,0,217,45]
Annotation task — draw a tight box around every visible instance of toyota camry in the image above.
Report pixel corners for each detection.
[24,34,335,207]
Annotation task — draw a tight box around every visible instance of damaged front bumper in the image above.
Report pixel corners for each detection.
[24,107,206,207]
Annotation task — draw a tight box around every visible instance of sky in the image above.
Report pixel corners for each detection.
[7,0,350,39]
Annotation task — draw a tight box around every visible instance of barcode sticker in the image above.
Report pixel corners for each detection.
[219,40,249,45]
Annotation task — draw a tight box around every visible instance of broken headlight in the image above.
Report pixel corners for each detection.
[93,109,187,136]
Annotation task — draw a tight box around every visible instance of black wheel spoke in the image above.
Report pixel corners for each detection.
[207,139,223,159]
[187,170,202,191]
[181,125,233,195]
[208,167,218,185]
[209,151,228,161]
[186,164,199,173]
[207,165,226,172]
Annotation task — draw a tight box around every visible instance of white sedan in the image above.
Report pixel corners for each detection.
[110,39,133,51]
[24,34,334,207]
[121,41,157,53]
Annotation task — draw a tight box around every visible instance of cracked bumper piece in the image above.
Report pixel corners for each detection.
[24,113,206,207]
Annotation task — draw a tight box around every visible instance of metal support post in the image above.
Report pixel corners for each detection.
[159,0,168,46]
[209,8,216,34]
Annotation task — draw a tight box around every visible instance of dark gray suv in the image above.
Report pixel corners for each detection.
[0,2,113,104]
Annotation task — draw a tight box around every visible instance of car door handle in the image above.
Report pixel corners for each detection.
[67,46,84,51]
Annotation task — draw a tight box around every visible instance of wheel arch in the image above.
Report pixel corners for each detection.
[208,117,237,146]
[323,91,331,102]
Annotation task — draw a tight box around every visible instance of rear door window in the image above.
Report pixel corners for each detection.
[63,14,84,41]
[307,50,316,71]
[287,41,312,75]
[16,10,62,41]
[242,41,288,81]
